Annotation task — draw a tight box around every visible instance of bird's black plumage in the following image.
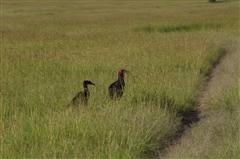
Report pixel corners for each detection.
[68,80,95,106]
[109,69,129,100]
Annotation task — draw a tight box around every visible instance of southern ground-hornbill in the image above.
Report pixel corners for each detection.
[108,69,130,100]
[68,80,95,106]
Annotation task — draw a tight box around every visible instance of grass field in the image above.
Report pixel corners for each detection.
[1,0,239,158]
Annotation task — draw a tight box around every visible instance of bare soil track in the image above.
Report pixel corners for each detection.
[157,44,238,158]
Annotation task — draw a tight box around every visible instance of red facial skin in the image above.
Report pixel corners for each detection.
[119,70,124,78]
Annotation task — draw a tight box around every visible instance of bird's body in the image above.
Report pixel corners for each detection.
[109,79,124,99]
[109,69,129,100]
[68,80,95,106]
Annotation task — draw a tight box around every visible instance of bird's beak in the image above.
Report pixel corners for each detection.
[123,69,130,74]
[91,83,95,86]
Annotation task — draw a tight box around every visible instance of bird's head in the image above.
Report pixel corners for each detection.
[119,69,130,78]
[83,80,95,86]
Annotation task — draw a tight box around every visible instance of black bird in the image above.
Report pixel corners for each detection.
[108,69,129,100]
[68,80,95,106]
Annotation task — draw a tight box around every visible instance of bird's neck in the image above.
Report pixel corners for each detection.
[83,87,89,92]
[118,76,125,86]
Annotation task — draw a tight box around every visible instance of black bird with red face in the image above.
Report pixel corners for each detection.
[108,69,129,100]
[68,80,95,106]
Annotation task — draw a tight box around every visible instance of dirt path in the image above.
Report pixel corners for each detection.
[157,44,239,158]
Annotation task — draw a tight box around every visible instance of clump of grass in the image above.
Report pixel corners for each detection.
[209,0,216,3]
[133,23,223,33]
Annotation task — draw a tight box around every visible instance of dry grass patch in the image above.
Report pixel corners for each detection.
[163,44,240,159]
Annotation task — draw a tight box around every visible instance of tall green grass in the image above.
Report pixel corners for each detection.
[2,1,239,158]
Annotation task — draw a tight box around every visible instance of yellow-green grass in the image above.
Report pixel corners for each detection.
[2,1,239,158]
